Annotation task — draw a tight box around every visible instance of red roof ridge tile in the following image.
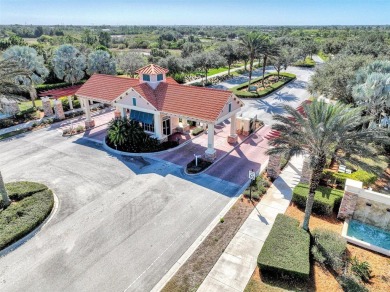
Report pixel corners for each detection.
[135,64,169,75]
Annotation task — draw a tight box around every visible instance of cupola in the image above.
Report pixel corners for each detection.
[135,64,169,89]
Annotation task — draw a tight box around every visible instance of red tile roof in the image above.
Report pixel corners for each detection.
[135,64,169,75]
[77,71,235,122]
[76,74,139,101]
[132,82,233,122]
[38,84,83,99]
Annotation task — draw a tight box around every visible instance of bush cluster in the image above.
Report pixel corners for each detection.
[106,117,179,153]
[231,72,296,98]
[322,170,377,188]
[311,228,347,272]
[191,127,204,136]
[292,183,344,215]
[244,175,270,200]
[35,80,86,92]
[258,214,310,280]
[0,183,53,250]
[338,275,369,292]
[5,181,48,201]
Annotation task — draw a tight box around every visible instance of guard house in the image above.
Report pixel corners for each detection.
[76,64,243,160]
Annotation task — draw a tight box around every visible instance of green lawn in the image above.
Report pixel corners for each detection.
[0,182,54,250]
[19,99,55,111]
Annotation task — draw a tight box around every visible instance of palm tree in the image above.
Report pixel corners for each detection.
[0,171,11,209]
[353,72,390,127]
[240,32,265,91]
[260,40,280,87]
[0,59,31,99]
[267,100,388,231]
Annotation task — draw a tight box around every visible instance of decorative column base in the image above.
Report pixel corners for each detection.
[242,130,250,136]
[227,134,238,144]
[85,120,95,129]
[267,153,282,180]
[42,97,53,117]
[54,100,65,120]
[114,111,121,119]
[204,148,217,162]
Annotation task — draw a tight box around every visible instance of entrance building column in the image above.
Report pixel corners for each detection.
[228,113,238,144]
[67,96,73,110]
[154,113,162,139]
[114,105,121,119]
[205,123,216,161]
[84,98,95,128]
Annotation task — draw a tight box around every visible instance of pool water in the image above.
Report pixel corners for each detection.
[347,219,390,250]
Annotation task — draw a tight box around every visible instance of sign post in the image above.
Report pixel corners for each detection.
[248,169,256,201]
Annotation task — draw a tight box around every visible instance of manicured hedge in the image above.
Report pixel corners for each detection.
[231,72,296,98]
[312,228,347,272]
[36,80,86,92]
[257,214,310,280]
[0,183,54,250]
[192,127,204,136]
[292,183,343,215]
[322,170,377,188]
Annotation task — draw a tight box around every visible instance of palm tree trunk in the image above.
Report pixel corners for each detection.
[302,154,326,231]
[262,55,267,88]
[247,58,254,91]
[0,171,11,209]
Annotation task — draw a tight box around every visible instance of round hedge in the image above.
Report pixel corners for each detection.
[0,182,54,250]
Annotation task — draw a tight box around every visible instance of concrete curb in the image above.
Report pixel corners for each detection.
[0,190,59,258]
[184,124,265,176]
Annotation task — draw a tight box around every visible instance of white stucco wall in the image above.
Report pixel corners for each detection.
[216,94,243,121]
[115,88,157,113]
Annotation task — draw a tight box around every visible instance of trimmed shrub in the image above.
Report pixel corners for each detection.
[258,214,310,280]
[292,183,343,215]
[312,228,347,272]
[192,127,204,136]
[35,80,86,92]
[0,187,54,250]
[322,170,377,188]
[338,275,368,292]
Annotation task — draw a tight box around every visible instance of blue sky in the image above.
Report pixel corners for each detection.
[0,0,389,25]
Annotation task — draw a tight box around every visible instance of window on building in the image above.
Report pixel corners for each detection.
[143,74,150,81]
[157,74,164,81]
[132,98,137,106]
[228,102,232,112]
[141,122,155,133]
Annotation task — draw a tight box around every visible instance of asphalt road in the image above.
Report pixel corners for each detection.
[0,128,237,292]
[240,59,323,125]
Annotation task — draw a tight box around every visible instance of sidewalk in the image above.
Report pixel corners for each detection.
[197,155,304,292]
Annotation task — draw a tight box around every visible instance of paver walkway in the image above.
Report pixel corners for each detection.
[197,155,304,292]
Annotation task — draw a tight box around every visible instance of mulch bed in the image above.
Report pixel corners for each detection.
[246,203,390,291]
[162,197,256,292]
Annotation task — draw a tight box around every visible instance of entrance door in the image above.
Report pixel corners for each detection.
[163,118,171,136]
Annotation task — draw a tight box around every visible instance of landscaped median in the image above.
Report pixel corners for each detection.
[0,182,54,251]
[230,72,296,98]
